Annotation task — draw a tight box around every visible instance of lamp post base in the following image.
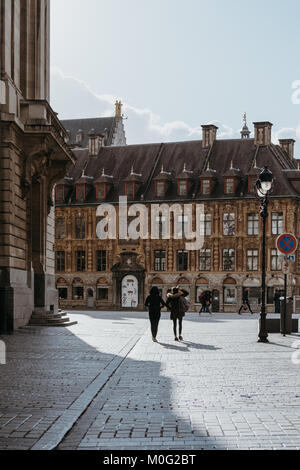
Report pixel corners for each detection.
[258,316,269,343]
[258,338,269,343]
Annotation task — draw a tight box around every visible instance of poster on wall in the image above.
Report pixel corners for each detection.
[122,275,138,308]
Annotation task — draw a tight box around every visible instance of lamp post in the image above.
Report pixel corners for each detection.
[255,166,274,343]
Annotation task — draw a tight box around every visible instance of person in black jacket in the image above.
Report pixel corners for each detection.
[273,289,281,313]
[238,288,254,315]
[166,287,189,341]
[145,287,166,342]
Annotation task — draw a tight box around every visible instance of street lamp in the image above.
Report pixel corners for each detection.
[255,166,274,343]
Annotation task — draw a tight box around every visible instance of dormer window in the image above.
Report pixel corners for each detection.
[55,185,64,202]
[247,163,261,194]
[76,130,83,145]
[76,184,85,202]
[202,179,211,195]
[155,181,165,197]
[176,164,194,197]
[97,183,106,200]
[223,162,241,196]
[94,169,113,201]
[154,165,171,198]
[125,182,135,198]
[124,167,143,199]
[200,163,217,196]
[178,181,188,196]
[225,178,235,194]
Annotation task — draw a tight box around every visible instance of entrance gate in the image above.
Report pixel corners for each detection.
[122,275,138,308]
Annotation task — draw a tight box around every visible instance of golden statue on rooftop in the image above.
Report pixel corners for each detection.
[115,100,122,118]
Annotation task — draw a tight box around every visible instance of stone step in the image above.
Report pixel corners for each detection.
[47,321,78,327]
[29,318,77,327]
[31,310,68,317]
[30,316,70,324]
[31,313,67,320]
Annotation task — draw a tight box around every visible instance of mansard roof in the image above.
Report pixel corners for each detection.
[61,117,116,148]
[55,137,300,205]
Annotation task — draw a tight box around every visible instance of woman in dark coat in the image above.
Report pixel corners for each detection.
[273,289,281,313]
[145,287,166,342]
[166,287,189,341]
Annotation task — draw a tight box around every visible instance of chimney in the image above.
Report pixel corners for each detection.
[88,129,102,155]
[201,124,218,148]
[253,121,273,146]
[279,139,295,160]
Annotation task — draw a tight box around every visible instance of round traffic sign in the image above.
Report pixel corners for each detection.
[276,233,298,255]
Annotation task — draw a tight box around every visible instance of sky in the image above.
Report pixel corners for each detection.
[50,0,300,155]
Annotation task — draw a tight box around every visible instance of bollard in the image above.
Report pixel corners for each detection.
[281,297,294,335]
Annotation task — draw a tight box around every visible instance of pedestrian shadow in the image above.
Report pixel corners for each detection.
[182,340,221,351]
[267,341,295,349]
[185,315,226,323]
[158,341,221,352]
[158,342,190,352]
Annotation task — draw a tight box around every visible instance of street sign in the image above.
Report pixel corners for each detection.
[276,233,298,255]
[287,255,296,263]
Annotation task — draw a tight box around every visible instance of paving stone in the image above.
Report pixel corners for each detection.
[1,311,300,450]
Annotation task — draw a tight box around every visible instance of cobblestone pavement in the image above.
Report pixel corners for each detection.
[0,311,300,450]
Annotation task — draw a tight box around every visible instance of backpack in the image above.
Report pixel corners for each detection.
[179,296,190,313]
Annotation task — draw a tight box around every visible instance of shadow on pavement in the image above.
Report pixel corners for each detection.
[158,341,221,352]
[0,311,218,450]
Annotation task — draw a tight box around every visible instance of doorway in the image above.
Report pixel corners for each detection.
[121,275,138,308]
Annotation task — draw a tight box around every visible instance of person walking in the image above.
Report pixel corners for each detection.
[238,287,253,315]
[203,290,212,314]
[199,292,205,314]
[273,289,281,313]
[166,286,189,341]
[145,287,166,342]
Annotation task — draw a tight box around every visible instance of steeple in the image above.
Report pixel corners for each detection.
[241,112,251,139]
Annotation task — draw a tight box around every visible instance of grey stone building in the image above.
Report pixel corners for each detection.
[0,0,75,333]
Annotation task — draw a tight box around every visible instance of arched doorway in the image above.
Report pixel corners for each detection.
[267,277,284,304]
[177,277,190,300]
[111,252,145,310]
[72,278,84,301]
[223,277,237,308]
[87,288,94,308]
[195,277,209,304]
[243,277,261,309]
[122,275,138,308]
[56,277,68,300]
[151,277,164,297]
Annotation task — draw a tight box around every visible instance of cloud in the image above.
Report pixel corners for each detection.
[50,66,236,144]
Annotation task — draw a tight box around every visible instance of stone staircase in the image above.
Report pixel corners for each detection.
[28,309,78,327]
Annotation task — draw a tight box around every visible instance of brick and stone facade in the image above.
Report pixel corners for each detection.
[55,121,300,313]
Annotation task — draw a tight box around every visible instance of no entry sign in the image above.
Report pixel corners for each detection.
[276,233,298,255]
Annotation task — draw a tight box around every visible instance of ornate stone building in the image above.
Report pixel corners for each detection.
[0,0,75,333]
[55,119,300,313]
